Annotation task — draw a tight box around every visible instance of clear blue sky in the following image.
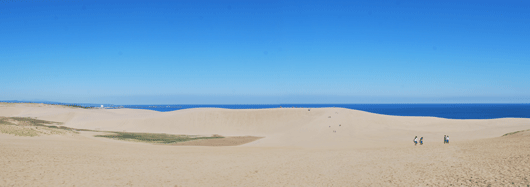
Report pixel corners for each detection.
[1,0,529,104]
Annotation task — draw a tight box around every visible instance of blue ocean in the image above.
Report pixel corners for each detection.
[3,101,529,119]
[119,104,530,120]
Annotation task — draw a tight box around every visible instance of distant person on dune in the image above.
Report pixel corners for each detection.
[420,137,423,145]
[444,135,447,144]
[414,136,418,145]
[446,136,449,144]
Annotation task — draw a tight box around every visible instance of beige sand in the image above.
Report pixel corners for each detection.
[1,103,529,186]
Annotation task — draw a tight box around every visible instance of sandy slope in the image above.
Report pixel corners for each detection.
[1,103,529,148]
[1,103,530,186]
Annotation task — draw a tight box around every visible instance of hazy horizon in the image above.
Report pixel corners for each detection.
[3,95,530,105]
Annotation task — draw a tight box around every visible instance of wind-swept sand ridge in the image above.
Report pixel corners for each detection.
[1,103,530,186]
[1,103,529,148]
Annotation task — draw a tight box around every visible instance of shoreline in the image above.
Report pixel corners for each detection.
[3,102,530,120]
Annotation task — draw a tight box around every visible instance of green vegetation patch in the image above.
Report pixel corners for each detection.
[1,116,228,145]
[95,132,224,144]
[0,116,76,137]
[0,125,40,137]
[502,129,530,137]
[6,117,63,126]
[0,118,15,125]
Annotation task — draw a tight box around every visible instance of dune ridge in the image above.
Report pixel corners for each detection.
[1,103,529,148]
[1,103,530,186]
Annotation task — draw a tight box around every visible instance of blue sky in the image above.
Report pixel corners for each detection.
[1,0,529,104]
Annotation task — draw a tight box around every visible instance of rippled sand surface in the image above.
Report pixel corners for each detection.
[1,103,529,186]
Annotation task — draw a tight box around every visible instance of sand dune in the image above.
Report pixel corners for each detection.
[2,103,529,148]
[1,103,529,186]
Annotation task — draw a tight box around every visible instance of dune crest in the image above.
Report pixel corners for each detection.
[2,103,530,186]
[1,103,529,148]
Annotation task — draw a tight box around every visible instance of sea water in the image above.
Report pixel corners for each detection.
[3,101,529,119]
[120,104,530,119]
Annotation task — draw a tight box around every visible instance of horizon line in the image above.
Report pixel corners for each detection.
[2,100,530,106]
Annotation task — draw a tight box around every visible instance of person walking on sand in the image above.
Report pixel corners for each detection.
[446,136,449,144]
[420,137,423,145]
[414,136,418,145]
[444,135,447,144]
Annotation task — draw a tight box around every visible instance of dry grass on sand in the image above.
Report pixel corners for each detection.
[171,136,263,146]
[95,132,262,146]
[95,132,221,144]
[0,117,76,136]
[0,116,261,146]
